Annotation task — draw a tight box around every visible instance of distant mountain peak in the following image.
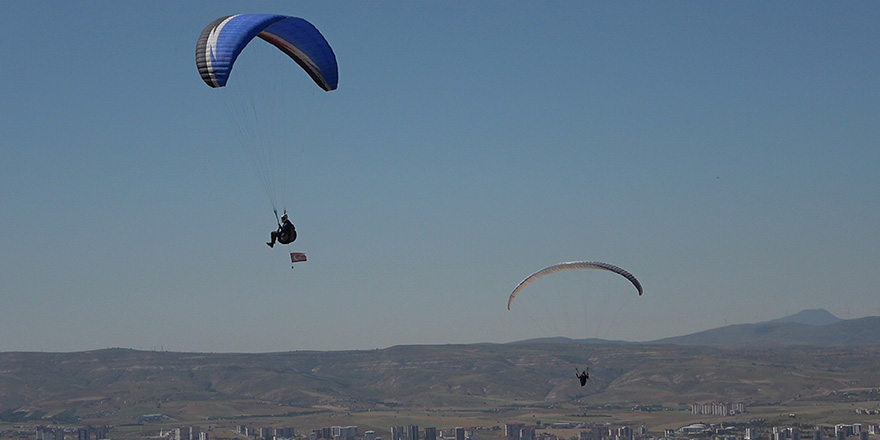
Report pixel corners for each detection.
[768,309,841,326]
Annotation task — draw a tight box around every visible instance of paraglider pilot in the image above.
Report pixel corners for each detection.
[267,213,297,248]
[576,368,589,386]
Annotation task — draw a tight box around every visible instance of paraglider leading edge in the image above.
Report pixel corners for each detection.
[507,260,643,310]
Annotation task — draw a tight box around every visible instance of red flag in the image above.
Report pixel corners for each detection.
[290,252,307,263]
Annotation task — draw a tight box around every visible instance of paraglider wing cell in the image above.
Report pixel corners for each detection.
[507,261,643,310]
[195,14,338,90]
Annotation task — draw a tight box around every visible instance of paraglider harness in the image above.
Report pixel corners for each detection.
[273,210,297,245]
[576,368,589,386]
[269,210,306,268]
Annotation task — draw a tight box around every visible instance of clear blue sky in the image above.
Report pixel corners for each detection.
[2,2,878,352]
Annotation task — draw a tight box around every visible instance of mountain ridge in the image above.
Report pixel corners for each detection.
[648,310,880,346]
[767,308,842,325]
[2,310,879,426]
[508,310,879,347]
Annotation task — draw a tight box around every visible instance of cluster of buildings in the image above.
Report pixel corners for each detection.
[160,427,209,440]
[232,425,459,440]
[235,427,295,440]
[166,421,880,440]
[388,425,442,440]
[34,426,109,440]
[11,416,880,440]
[829,424,880,440]
[506,423,649,440]
[670,423,880,440]
[691,403,747,417]
[502,421,880,440]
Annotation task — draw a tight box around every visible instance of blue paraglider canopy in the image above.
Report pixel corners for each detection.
[195,14,338,91]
